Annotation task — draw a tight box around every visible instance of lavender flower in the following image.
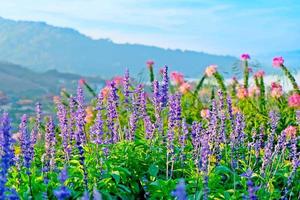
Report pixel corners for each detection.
[54,167,71,200]
[123,69,130,103]
[200,134,210,200]
[153,80,162,134]
[43,117,56,184]
[93,187,103,200]
[144,116,155,140]
[0,113,15,198]
[107,85,118,143]
[161,65,169,107]
[57,102,70,160]
[90,93,104,144]
[241,169,258,200]
[76,84,87,144]
[167,94,177,156]
[19,114,33,170]
[191,122,201,154]
[261,111,279,173]
[74,88,89,190]
[68,96,76,142]
[32,102,42,145]
[179,118,188,160]
[110,80,119,107]
[227,95,235,130]
[171,179,187,200]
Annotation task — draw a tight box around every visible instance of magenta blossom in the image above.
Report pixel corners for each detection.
[146,60,155,68]
[254,70,265,78]
[241,53,250,61]
[288,93,300,108]
[272,57,284,67]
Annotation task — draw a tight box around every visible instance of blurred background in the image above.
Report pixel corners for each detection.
[0,0,299,119]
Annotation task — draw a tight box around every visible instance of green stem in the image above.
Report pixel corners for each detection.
[194,75,206,96]
[281,65,300,94]
[244,61,249,89]
[214,72,227,96]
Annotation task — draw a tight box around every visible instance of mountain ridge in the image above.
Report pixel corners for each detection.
[0,17,238,78]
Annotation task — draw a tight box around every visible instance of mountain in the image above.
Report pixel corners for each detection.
[0,61,104,99]
[0,17,238,78]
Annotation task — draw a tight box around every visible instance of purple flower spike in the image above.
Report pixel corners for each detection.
[171,179,187,200]
[0,113,16,198]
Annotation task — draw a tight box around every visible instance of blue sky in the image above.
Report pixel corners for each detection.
[0,0,299,56]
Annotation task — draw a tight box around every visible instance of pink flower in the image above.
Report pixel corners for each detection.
[200,109,210,119]
[288,93,300,108]
[270,82,283,98]
[241,53,250,61]
[249,86,260,97]
[101,86,110,98]
[254,70,265,78]
[179,82,192,94]
[159,68,164,75]
[284,126,297,138]
[237,85,248,99]
[170,71,184,85]
[113,76,124,87]
[205,65,217,77]
[146,60,155,68]
[272,56,284,67]
[79,78,86,85]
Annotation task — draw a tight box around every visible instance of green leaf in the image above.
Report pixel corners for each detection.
[148,164,159,177]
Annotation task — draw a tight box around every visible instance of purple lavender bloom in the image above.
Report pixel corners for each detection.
[43,117,56,184]
[128,112,137,141]
[19,114,33,170]
[161,65,169,107]
[241,169,258,200]
[218,90,225,110]
[81,191,89,200]
[107,85,118,143]
[180,119,188,156]
[57,102,70,160]
[153,80,162,134]
[110,80,119,107]
[283,156,300,199]
[90,93,104,144]
[174,93,182,130]
[68,96,76,142]
[144,116,155,140]
[191,122,201,153]
[167,94,177,155]
[200,134,210,200]
[32,102,42,145]
[76,84,87,144]
[273,130,287,156]
[171,179,187,200]
[261,111,279,173]
[74,87,89,189]
[93,187,102,200]
[0,113,15,198]
[227,95,235,130]
[123,69,130,103]
[54,167,71,200]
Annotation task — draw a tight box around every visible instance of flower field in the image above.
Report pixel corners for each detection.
[0,55,300,200]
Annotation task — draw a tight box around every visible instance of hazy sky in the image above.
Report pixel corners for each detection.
[0,0,299,56]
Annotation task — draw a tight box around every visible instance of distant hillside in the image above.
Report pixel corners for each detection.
[0,17,238,78]
[0,61,104,98]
